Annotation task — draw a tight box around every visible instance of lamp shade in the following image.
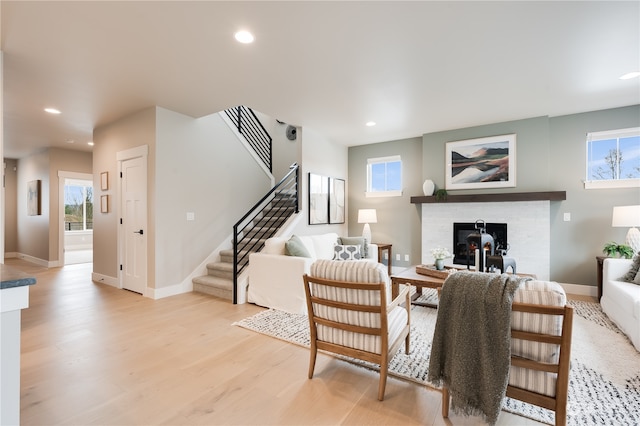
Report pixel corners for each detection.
[358,209,377,224]
[612,205,640,227]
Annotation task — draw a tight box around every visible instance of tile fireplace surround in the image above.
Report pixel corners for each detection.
[421,201,551,280]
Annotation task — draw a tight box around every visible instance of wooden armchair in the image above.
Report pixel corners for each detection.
[441,280,574,426]
[302,259,411,401]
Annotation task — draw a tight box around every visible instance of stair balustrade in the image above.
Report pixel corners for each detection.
[225,105,272,172]
[232,163,299,303]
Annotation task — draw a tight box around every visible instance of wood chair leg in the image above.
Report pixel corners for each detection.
[405,331,410,355]
[378,363,389,401]
[308,344,317,379]
[442,387,450,418]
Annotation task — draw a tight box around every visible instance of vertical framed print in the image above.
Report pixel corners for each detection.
[308,173,329,225]
[329,178,345,224]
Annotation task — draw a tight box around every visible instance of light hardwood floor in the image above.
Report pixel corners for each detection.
[14,258,549,425]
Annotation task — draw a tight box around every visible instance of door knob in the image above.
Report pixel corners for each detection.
[134,229,144,235]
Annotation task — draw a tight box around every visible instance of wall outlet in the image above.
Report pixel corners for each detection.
[395,254,400,261]
[563,212,571,222]
[384,252,389,260]
[404,254,410,262]
[186,212,195,221]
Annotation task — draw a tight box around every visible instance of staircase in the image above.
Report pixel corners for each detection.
[192,189,297,301]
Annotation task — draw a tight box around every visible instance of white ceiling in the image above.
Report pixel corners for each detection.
[2,1,639,159]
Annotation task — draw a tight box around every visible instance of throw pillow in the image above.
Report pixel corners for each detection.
[339,236,368,259]
[621,254,640,282]
[333,244,362,261]
[634,268,640,285]
[285,235,311,258]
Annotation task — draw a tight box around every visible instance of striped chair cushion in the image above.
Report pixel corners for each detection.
[309,260,397,355]
[511,280,566,363]
[508,280,567,397]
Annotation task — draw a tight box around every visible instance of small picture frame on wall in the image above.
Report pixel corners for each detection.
[100,195,109,213]
[101,171,109,191]
[329,178,345,224]
[27,180,41,216]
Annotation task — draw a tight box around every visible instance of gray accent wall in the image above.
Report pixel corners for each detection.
[348,105,639,286]
[348,137,423,268]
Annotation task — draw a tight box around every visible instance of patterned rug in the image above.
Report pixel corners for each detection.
[234,291,640,425]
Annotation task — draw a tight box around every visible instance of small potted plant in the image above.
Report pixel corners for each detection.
[431,247,452,270]
[602,242,634,259]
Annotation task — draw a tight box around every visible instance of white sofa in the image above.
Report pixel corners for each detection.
[248,233,378,314]
[601,258,640,352]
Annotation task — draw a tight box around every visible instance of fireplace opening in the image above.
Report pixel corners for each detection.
[453,222,507,265]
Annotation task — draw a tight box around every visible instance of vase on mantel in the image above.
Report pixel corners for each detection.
[423,179,435,196]
[435,259,444,270]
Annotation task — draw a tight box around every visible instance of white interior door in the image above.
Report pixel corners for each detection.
[120,155,147,294]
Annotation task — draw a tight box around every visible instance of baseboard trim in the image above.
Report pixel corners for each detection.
[559,282,597,297]
[147,282,192,300]
[12,253,55,268]
[91,272,119,288]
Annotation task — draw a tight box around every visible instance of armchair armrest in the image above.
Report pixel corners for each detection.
[387,285,411,312]
[603,258,634,282]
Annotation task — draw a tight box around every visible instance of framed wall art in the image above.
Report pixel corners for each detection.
[308,173,329,225]
[445,134,516,190]
[100,171,109,190]
[101,195,109,213]
[27,180,41,216]
[329,178,345,224]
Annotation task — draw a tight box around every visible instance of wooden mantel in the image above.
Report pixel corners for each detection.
[410,191,566,204]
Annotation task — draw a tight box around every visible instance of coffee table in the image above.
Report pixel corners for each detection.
[391,266,447,308]
[391,265,538,308]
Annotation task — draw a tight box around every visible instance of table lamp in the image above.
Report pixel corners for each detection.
[358,209,377,244]
[612,205,640,253]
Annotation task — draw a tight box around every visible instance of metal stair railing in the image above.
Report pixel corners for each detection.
[225,105,273,172]
[232,163,299,303]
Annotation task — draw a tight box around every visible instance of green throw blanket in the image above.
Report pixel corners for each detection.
[427,271,530,425]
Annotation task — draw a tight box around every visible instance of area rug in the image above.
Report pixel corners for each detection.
[233,293,640,426]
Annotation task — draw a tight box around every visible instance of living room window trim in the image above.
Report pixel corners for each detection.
[584,127,640,189]
[365,155,403,198]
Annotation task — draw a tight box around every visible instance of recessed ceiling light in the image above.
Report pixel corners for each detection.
[45,108,61,114]
[87,141,94,146]
[65,140,75,144]
[619,71,640,80]
[366,121,376,127]
[234,30,254,44]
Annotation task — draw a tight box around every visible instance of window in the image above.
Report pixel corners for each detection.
[366,155,402,197]
[64,180,94,231]
[585,127,640,189]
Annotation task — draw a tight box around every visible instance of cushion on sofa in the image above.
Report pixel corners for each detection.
[339,236,368,258]
[622,254,640,282]
[285,235,312,258]
[333,244,362,260]
[264,237,287,255]
[309,233,339,260]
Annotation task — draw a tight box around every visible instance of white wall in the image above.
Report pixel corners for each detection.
[292,126,348,237]
[154,108,271,289]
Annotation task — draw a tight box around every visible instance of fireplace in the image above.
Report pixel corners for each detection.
[453,222,507,265]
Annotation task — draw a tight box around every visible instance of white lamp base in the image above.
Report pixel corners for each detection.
[362,223,372,244]
[626,227,640,254]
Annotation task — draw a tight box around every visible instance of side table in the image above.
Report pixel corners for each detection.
[596,255,607,301]
[375,243,392,276]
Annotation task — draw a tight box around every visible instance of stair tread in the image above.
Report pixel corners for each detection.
[192,275,233,290]
[206,261,233,271]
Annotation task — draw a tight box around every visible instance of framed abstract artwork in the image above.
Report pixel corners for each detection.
[445,134,516,190]
[308,173,329,225]
[27,180,41,216]
[329,178,345,224]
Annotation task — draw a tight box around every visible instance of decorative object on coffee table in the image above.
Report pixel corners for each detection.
[416,264,459,279]
[431,247,452,270]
